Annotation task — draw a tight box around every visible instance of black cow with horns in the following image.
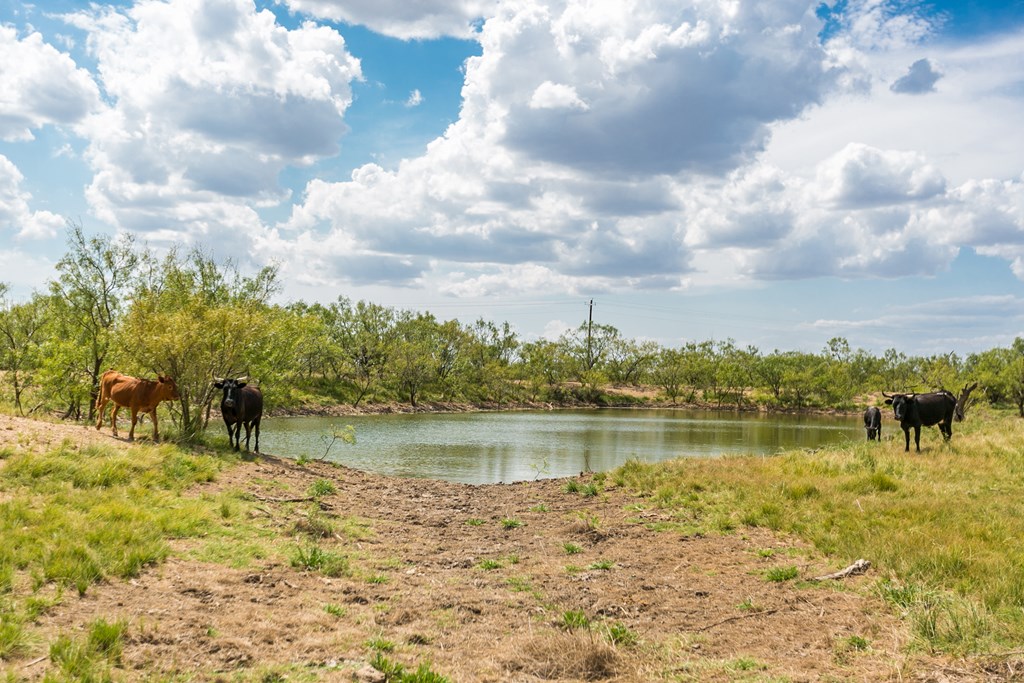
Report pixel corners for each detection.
[214,376,263,453]
[882,390,957,452]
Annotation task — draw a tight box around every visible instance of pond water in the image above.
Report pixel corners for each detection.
[260,408,863,485]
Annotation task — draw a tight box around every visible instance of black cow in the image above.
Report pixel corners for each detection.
[863,406,882,441]
[882,390,957,452]
[213,377,263,453]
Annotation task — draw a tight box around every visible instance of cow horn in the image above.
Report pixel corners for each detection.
[236,375,249,382]
[881,391,893,398]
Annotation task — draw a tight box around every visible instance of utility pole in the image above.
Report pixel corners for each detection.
[587,299,594,370]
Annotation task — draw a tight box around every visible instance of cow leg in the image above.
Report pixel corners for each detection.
[253,419,260,453]
[95,398,107,431]
[902,426,910,452]
[913,425,921,452]
[243,421,252,452]
[941,422,952,441]
[151,410,160,443]
[128,408,139,441]
[110,405,120,437]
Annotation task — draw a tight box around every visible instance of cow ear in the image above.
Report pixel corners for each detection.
[237,382,247,388]
[213,381,224,388]
[884,398,893,405]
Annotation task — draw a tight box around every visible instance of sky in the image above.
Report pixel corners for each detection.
[1,0,1024,358]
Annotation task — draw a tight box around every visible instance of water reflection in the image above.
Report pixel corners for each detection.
[261,408,861,485]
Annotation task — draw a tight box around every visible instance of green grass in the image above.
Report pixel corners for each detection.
[0,440,233,661]
[290,545,351,577]
[562,542,583,555]
[603,622,638,647]
[612,409,1024,654]
[500,517,523,530]
[764,565,799,582]
[48,617,127,680]
[560,609,590,631]
[308,479,337,498]
[324,603,346,618]
[369,653,450,682]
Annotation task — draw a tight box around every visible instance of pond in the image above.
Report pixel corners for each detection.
[260,408,863,485]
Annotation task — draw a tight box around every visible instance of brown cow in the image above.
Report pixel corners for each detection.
[94,370,181,442]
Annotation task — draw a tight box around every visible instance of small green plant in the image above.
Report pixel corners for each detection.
[478,559,503,570]
[737,598,759,611]
[308,479,336,498]
[529,503,549,512]
[560,609,590,631]
[564,564,582,574]
[296,507,335,538]
[562,542,583,555]
[765,565,799,582]
[580,483,600,498]
[501,518,522,530]
[367,637,396,652]
[290,545,350,577]
[368,573,390,584]
[588,559,613,571]
[318,424,356,461]
[563,480,582,494]
[727,657,763,672]
[49,617,127,680]
[325,603,346,618]
[506,577,533,592]
[756,548,776,558]
[0,615,26,660]
[844,635,870,651]
[529,455,551,480]
[370,653,451,682]
[465,518,485,527]
[604,622,638,646]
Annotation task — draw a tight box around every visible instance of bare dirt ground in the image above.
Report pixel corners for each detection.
[0,414,1003,681]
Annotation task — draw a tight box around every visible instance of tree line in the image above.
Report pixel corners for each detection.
[2,227,1024,442]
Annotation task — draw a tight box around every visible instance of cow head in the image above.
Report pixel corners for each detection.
[883,392,913,421]
[214,377,248,409]
[158,375,181,401]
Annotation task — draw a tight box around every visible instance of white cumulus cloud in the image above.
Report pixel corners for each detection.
[0,25,101,142]
[281,0,499,39]
[0,154,64,240]
[62,0,361,246]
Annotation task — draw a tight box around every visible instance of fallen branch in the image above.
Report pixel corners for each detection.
[811,559,870,582]
[22,655,48,669]
[251,494,315,503]
[693,608,780,632]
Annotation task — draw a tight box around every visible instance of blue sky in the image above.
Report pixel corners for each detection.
[1,0,1023,357]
